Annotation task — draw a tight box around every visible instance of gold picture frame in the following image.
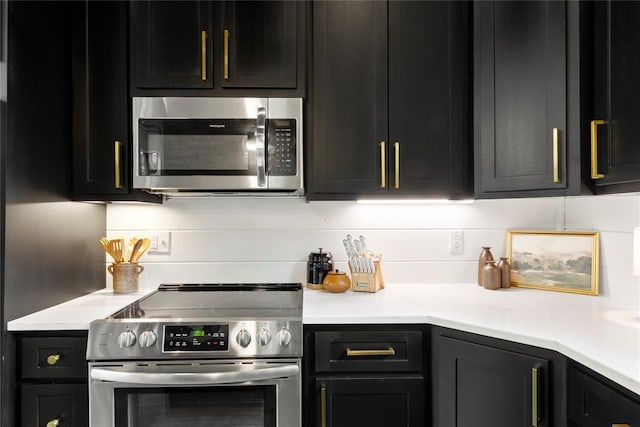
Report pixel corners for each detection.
[506,230,599,295]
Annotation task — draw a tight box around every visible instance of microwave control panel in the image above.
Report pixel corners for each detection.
[267,119,297,176]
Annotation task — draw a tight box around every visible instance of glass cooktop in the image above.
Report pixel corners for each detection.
[109,283,303,320]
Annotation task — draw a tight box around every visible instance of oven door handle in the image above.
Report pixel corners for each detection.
[90,364,298,386]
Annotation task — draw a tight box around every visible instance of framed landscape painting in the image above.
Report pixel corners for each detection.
[506,230,599,295]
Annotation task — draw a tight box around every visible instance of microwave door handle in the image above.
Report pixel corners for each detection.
[91,364,298,386]
[256,106,267,188]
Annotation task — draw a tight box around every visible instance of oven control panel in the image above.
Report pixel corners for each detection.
[163,325,229,352]
[87,319,302,360]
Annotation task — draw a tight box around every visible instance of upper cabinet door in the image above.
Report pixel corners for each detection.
[309,1,388,197]
[388,1,471,197]
[591,1,640,193]
[131,1,214,89]
[308,0,471,200]
[72,1,160,203]
[474,1,569,197]
[220,1,298,88]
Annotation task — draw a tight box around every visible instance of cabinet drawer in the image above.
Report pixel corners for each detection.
[21,383,88,427]
[315,330,423,372]
[21,336,87,379]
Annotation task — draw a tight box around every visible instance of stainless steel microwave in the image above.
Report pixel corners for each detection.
[132,97,303,194]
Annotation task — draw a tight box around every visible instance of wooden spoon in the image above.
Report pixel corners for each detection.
[128,238,143,263]
[130,238,150,263]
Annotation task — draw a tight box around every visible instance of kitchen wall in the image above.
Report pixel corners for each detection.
[107,193,640,309]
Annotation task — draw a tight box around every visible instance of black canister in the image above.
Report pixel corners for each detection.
[307,248,333,290]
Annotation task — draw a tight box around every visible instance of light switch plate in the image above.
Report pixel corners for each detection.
[149,231,171,254]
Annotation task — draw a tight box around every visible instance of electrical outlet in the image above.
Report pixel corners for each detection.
[450,230,464,254]
[149,231,171,254]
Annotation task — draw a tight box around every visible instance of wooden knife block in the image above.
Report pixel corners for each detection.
[350,258,385,293]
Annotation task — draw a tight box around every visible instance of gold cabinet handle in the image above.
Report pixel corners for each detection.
[380,141,386,188]
[46,354,61,366]
[346,347,395,357]
[552,128,560,183]
[612,425,631,427]
[591,119,606,179]
[224,29,230,80]
[532,367,539,427]
[320,383,327,427]
[46,419,60,427]
[201,30,207,81]
[114,140,123,189]
[394,142,400,189]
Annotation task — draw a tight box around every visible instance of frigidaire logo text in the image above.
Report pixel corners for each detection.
[209,124,226,128]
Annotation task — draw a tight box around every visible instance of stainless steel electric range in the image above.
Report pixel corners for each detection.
[86,283,303,427]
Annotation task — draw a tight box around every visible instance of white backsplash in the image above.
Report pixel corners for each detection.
[106,193,640,308]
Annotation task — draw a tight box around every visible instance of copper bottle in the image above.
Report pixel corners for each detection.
[497,257,511,288]
[478,247,494,286]
[482,260,501,290]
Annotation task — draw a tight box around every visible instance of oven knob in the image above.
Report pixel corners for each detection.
[259,328,272,346]
[139,330,157,348]
[236,329,252,348]
[117,330,137,348]
[278,327,292,347]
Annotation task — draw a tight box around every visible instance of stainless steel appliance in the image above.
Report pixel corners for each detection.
[87,283,303,427]
[132,97,303,195]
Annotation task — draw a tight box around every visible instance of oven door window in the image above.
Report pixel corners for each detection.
[114,385,276,427]
[138,119,257,176]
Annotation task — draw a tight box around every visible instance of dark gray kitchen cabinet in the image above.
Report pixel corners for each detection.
[432,327,566,427]
[219,1,298,89]
[130,1,305,97]
[71,1,160,203]
[474,1,588,198]
[17,333,89,427]
[130,1,214,90]
[303,325,428,427]
[568,361,640,427]
[308,1,472,200]
[589,1,640,194]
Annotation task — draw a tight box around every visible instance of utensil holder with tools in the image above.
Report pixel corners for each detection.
[349,257,385,293]
[100,237,150,294]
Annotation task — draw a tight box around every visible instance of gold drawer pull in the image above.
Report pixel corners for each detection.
[591,119,606,179]
[532,367,540,427]
[612,425,631,427]
[114,140,123,189]
[552,128,560,183]
[46,419,60,427]
[320,383,327,427]
[394,142,400,189]
[346,347,395,357]
[46,354,61,366]
[224,29,230,80]
[380,141,386,188]
[201,30,207,81]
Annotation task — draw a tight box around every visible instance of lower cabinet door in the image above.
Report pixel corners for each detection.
[568,364,640,427]
[437,336,549,427]
[21,383,88,427]
[315,376,424,427]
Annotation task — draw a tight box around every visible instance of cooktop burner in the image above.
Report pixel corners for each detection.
[110,283,303,320]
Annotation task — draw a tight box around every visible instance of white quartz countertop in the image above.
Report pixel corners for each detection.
[304,283,640,396]
[7,283,640,396]
[6,289,155,331]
